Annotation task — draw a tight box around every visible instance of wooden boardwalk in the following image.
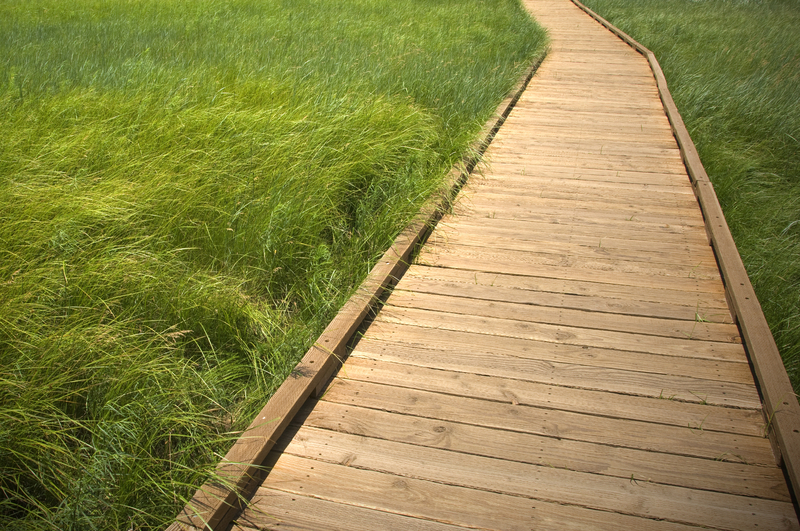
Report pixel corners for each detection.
[175,0,800,529]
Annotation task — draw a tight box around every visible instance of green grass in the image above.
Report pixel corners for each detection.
[0,0,547,529]
[581,0,800,390]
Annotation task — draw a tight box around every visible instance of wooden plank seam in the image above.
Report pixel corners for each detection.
[167,50,549,531]
[570,0,800,505]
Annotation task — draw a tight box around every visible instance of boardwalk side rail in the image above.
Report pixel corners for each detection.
[166,51,548,531]
[570,0,800,502]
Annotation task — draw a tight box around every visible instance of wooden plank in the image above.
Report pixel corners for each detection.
[526,77,659,90]
[356,330,761,407]
[473,171,695,194]
[280,426,796,530]
[376,305,745,363]
[508,99,669,116]
[474,161,694,187]
[321,378,773,465]
[430,223,715,266]
[385,290,740,343]
[464,190,705,221]
[419,246,724,293]
[474,170,696,197]
[491,137,683,159]
[436,215,708,248]
[304,401,788,502]
[462,188,705,218]
[453,194,708,228]
[262,454,700,531]
[504,110,673,132]
[235,488,463,531]
[487,150,684,171]
[432,219,710,258]
[536,66,655,80]
[419,244,722,285]
[454,202,710,240]
[490,122,677,143]
[486,151,687,175]
[494,122,672,140]
[402,265,733,317]
[536,50,648,62]
[341,356,762,436]
[519,85,663,99]
[528,79,659,94]
[468,171,696,201]
[527,72,656,86]
[428,229,712,268]
[492,130,679,148]
[361,311,743,381]
[569,0,800,501]
[519,93,664,109]
[512,97,667,114]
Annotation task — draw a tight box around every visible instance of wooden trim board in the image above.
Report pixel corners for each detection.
[569,0,800,503]
[166,51,549,531]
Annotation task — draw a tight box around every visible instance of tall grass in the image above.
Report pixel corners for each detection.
[0,0,547,529]
[582,0,800,390]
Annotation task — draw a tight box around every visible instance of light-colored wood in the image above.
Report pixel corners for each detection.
[320,378,774,467]
[465,180,698,209]
[462,192,706,224]
[342,356,761,436]
[477,160,693,186]
[569,0,800,499]
[359,328,757,402]
[231,0,799,528]
[418,245,725,291]
[450,203,712,243]
[493,129,680,148]
[453,206,709,241]
[491,137,683,158]
[458,195,708,227]
[357,327,760,403]
[430,220,712,260]
[466,180,699,209]
[402,265,733,318]
[262,454,702,531]
[279,426,795,530]
[492,117,675,136]
[376,305,745,362]
[234,488,464,530]
[385,290,740,343]
[429,224,715,266]
[472,159,692,188]
[508,100,670,116]
[473,172,695,196]
[303,401,788,502]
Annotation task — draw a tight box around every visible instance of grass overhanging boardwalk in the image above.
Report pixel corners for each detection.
[178,0,800,529]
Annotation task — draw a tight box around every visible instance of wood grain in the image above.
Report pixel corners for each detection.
[302,401,789,502]
[569,0,800,502]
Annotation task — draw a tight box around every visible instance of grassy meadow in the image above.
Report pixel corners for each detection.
[582,0,800,390]
[0,0,546,528]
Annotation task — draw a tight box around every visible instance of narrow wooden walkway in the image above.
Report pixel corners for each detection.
[228,0,798,529]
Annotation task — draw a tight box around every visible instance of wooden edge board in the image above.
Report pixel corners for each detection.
[569,0,800,504]
[168,50,550,531]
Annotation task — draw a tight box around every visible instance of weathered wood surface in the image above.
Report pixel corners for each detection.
[213,0,800,529]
